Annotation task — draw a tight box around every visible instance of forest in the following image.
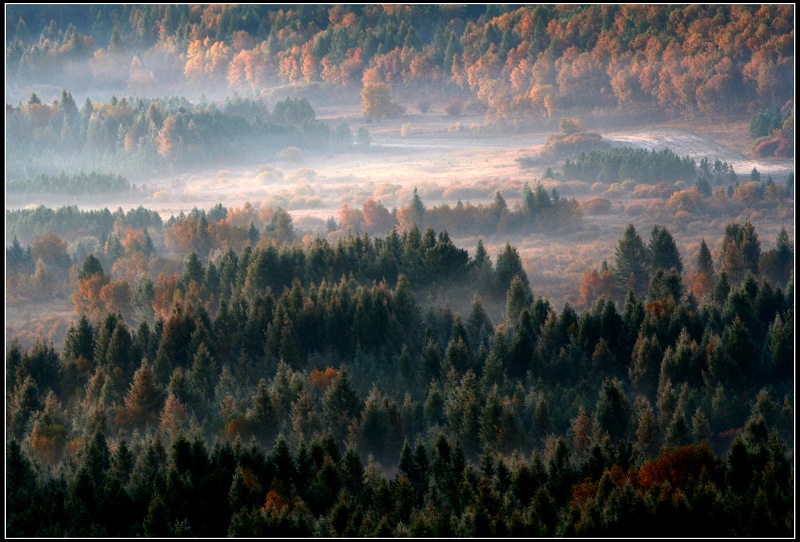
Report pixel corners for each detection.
[6,5,795,120]
[5,3,795,539]
[6,5,795,168]
[6,211,795,536]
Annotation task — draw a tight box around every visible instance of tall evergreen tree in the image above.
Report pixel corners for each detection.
[740,222,761,276]
[649,225,683,273]
[495,242,529,294]
[614,224,650,298]
[696,239,714,275]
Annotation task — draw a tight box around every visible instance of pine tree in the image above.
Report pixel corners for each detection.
[132,276,156,324]
[183,251,204,286]
[108,26,125,53]
[79,254,104,280]
[691,408,712,443]
[509,309,536,379]
[122,360,165,430]
[648,268,684,302]
[711,271,731,305]
[722,316,756,385]
[188,342,218,403]
[444,337,471,375]
[418,338,442,384]
[480,351,506,394]
[496,242,529,294]
[104,320,136,389]
[473,239,492,271]
[247,222,260,245]
[697,239,714,275]
[64,315,95,364]
[740,222,761,276]
[504,275,532,326]
[665,410,690,446]
[764,313,793,381]
[634,399,659,458]
[10,374,40,439]
[323,367,361,441]
[761,227,793,287]
[279,316,301,368]
[649,225,683,273]
[423,381,445,425]
[614,224,650,298]
[570,405,592,462]
[595,379,631,441]
[479,385,504,450]
[466,295,493,351]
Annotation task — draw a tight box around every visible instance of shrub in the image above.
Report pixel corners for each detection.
[632,182,676,199]
[753,137,780,158]
[582,197,612,214]
[666,188,704,212]
[591,182,606,194]
[674,210,693,223]
[625,203,647,216]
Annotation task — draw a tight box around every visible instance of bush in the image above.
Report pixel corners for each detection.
[625,203,647,216]
[632,182,676,199]
[666,188,705,212]
[546,132,610,159]
[753,137,780,158]
[582,197,612,214]
[674,210,693,224]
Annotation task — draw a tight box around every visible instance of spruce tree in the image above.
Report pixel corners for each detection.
[649,225,683,273]
[614,224,650,299]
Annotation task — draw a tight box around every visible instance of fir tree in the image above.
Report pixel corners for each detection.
[614,224,650,298]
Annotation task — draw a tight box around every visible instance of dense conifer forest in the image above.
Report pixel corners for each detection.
[7,211,795,536]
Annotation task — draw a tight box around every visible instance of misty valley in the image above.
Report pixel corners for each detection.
[5,5,794,538]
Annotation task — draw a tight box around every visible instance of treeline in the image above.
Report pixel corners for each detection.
[7,433,793,536]
[5,185,581,307]
[66,226,524,325]
[579,221,794,309]
[6,222,794,536]
[7,171,131,195]
[7,204,163,245]
[557,147,734,185]
[6,92,358,178]
[429,184,580,236]
[6,5,794,120]
[339,185,582,238]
